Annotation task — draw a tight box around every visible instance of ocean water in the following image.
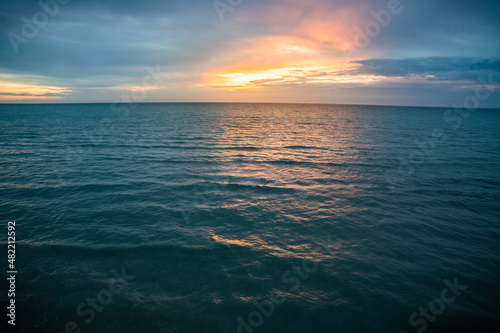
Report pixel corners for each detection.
[0,103,499,333]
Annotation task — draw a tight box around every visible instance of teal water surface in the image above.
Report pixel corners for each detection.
[0,103,499,332]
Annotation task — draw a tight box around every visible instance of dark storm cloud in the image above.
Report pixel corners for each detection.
[352,57,500,80]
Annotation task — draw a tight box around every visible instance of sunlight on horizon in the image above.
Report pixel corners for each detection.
[209,65,380,91]
[0,80,71,102]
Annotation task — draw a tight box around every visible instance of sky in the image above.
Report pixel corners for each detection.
[0,0,499,107]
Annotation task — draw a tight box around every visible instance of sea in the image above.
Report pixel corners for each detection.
[0,103,499,333]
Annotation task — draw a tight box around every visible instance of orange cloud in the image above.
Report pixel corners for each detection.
[231,0,370,52]
[0,80,71,102]
[204,0,375,91]
[208,65,384,91]
[204,33,371,90]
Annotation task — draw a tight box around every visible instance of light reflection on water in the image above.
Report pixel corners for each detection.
[0,103,498,332]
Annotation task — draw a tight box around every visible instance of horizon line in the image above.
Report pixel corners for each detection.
[1,101,500,110]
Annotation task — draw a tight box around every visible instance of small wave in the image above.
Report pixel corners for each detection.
[219,146,262,151]
[12,240,215,254]
[283,145,330,150]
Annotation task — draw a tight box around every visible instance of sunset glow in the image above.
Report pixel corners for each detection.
[1,1,500,332]
[0,0,498,106]
[209,65,381,91]
[0,80,71,102]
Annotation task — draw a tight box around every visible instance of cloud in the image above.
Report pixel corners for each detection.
[352,57,500,81]
[0,78,71,101]
[0,0,499,105]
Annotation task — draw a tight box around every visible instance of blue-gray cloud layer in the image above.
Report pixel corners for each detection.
[0,0,499,105]
[353,57,500,80]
